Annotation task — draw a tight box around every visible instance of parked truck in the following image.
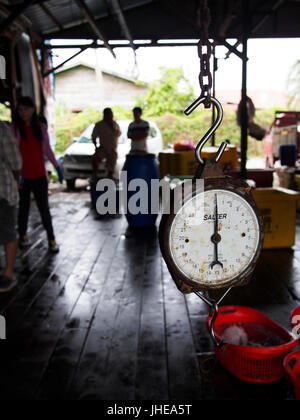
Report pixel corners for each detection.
[264,111,300,167]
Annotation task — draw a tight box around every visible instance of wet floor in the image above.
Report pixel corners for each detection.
[0,184,299,400]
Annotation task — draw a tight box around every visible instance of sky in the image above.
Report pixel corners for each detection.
[51,38,300,95]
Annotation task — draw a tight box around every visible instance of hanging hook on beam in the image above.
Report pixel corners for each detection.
[184,96,227,165]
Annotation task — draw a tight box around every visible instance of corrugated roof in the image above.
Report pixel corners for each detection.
[1,0,300,43]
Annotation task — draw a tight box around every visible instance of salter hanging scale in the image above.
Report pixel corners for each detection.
[159,0,264,347]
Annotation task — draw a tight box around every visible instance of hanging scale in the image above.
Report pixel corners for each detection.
[159,1,264,347]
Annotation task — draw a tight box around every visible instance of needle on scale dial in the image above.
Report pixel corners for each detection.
[210,194,223,270]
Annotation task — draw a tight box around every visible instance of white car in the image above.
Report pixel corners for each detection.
[61,120,163,189]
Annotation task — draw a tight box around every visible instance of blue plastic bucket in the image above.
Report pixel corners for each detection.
[122,153,160,227]
[90,179,121,214]
[279,145,297,167]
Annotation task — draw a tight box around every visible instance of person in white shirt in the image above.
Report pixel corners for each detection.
[92,108,121,179]
[127,107,150,153]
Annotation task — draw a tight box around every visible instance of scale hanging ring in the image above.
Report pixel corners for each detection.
[184,96,225,165]
[195,289,231,347]
[209,301,224,348]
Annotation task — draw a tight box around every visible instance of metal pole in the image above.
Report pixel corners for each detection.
[240,0,249,180]
[212,50,217,146]
[43,44,94,77]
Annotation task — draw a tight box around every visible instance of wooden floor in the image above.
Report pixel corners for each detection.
[0,184,299,400]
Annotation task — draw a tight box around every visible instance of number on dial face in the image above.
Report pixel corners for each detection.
[169,189,260,287]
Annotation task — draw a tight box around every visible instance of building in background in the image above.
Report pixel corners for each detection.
[54,62,148,112]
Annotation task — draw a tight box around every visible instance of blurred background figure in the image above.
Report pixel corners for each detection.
[127,107,150,153]
[92,108,121,179]
[0,121,22,292]
[12,96,63,253]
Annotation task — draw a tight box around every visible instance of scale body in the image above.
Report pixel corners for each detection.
[158,96,264,346]
[158,3,264,345]
[159,159,264,294]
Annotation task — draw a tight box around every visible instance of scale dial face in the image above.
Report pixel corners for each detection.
[169,188,261,289]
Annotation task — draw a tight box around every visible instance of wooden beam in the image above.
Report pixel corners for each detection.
[43,43,95,77]
[223,0,285,60]
[73,0,116,58]
[221,39,245,61]
[0,0,36,35]
[0,3,43,45]
[224,40,241,59]
[107,0,136,53]
[48,41,201,49]
[39,3,64,32]
[251,0,285,34]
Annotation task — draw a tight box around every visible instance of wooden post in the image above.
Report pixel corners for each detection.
[40,42,47,116]
[29,33,46,114]
[9,37,17,120]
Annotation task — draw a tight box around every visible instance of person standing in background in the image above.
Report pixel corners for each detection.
[0,121,22,292]
[92,108,121,179]
[12,97,63,253]
[127,107,150,153]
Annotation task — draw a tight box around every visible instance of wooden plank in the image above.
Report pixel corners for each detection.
[162,261,202,400]
[66,241,129,399]
[3,213,96,328]
[36,218,127,399]
[90,232,147,400]
[0,191,299,400]
[134,234,169,400]
[0,217,122,399]
[0,194,93,322]
[66,227,140,400]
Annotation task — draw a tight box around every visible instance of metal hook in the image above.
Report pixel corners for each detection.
[194,288,231,348]
[184,96,227,165]
[209,301,224,348]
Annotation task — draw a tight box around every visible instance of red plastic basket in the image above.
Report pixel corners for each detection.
[290,307,300,335]
[207,306,299,384]
[284,351,300,400]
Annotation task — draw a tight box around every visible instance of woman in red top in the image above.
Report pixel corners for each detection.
[12,97,63,253]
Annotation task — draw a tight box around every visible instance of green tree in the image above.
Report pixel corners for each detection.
[137,67,195,117]
[287,60,300,108]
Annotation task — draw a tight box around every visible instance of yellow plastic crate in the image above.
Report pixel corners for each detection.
[176,150,198,176]
[159,145,239,178]
[158,150,179,178]
[159,150,197,177]
[294,174,300,191]
[202,145,239,170]
[252,187,300,249]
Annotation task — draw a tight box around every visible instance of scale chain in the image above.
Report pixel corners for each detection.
[198,0,213,108]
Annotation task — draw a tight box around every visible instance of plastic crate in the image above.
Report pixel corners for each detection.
[159,145,239,178]
[228,169,274,188]
[272,124,298,158]
[158,150,179,178]
[252,187,300,248]
[202,145,239,170]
